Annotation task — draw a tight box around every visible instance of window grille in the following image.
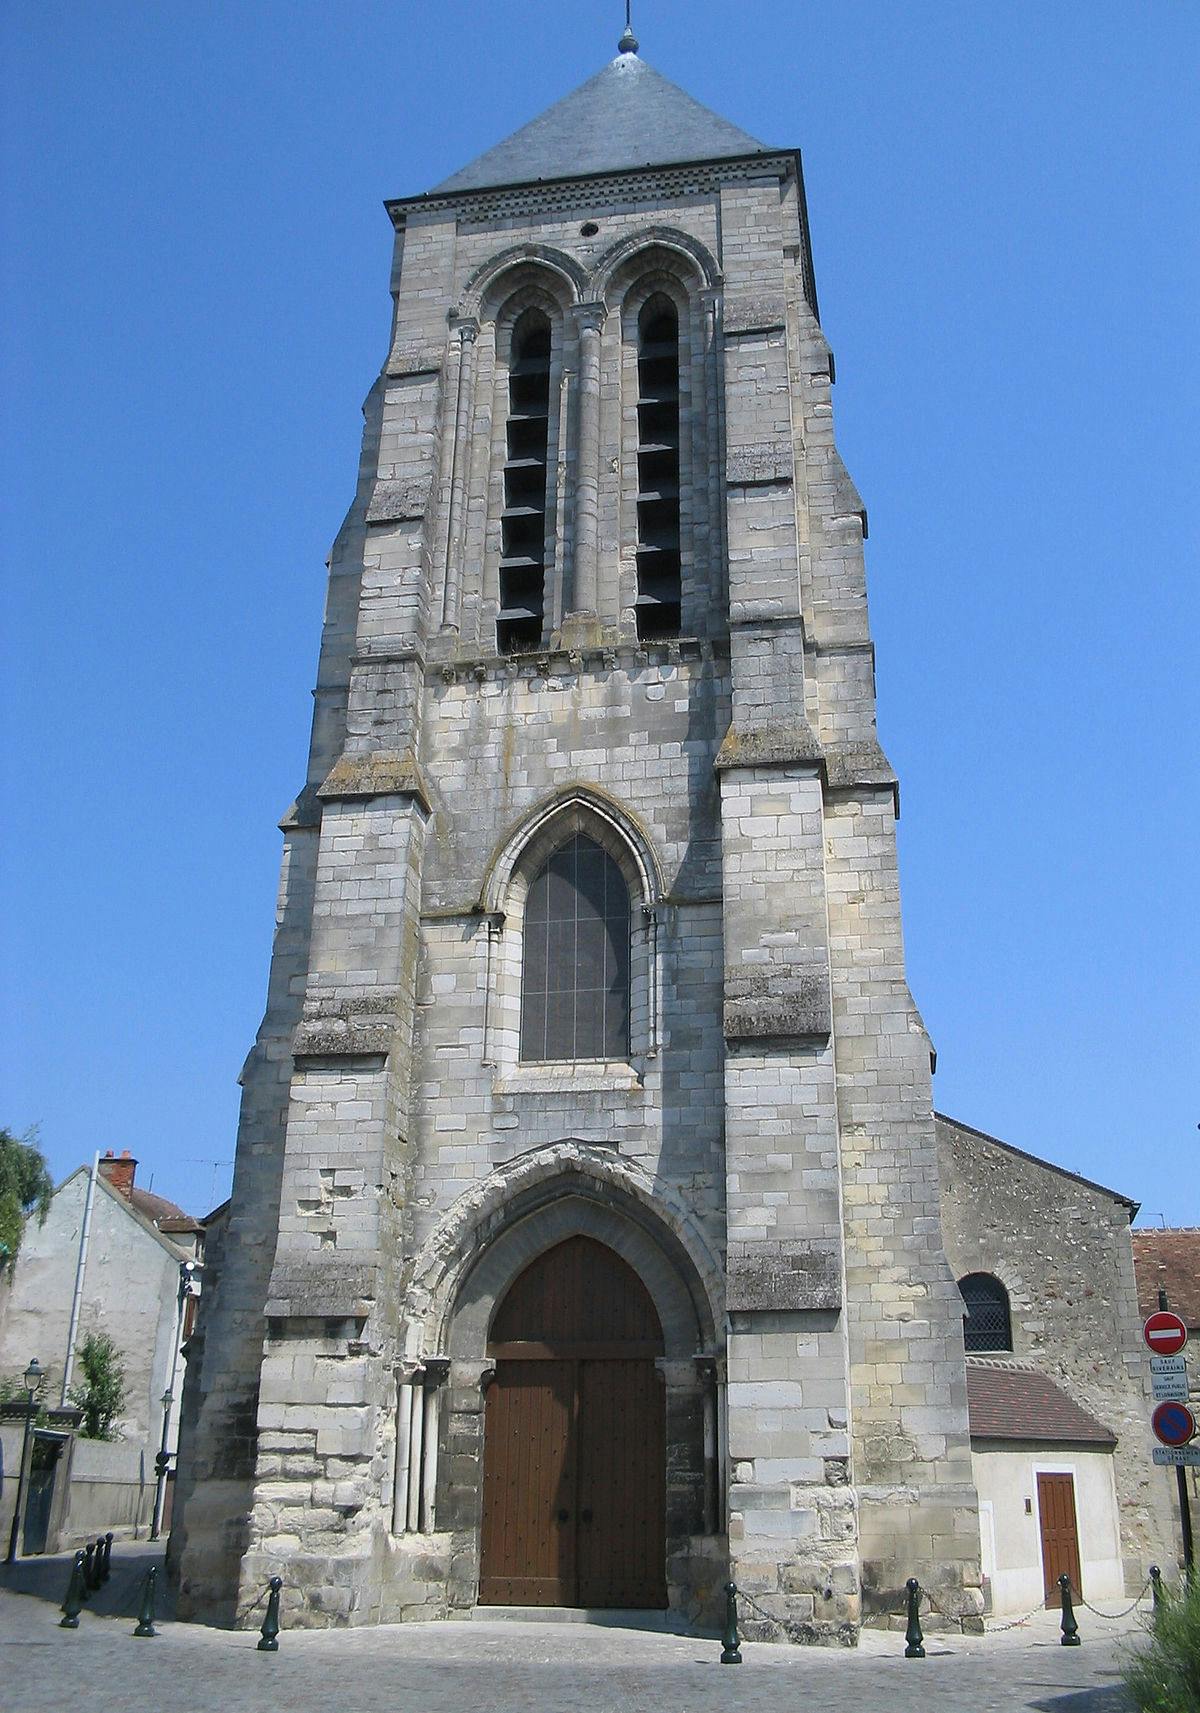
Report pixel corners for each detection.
[520,833,631,1062]
[959,1273,1013,1352]
[633,298,681,639]
[498,313,551,654]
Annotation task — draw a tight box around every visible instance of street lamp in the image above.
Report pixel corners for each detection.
[151,1260,196,1540]
[5,1357,44,1564]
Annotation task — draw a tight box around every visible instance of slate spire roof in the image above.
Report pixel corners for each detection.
[431,45,771,196]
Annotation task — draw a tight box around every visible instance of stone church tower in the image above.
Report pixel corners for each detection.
[171,28,983,1640]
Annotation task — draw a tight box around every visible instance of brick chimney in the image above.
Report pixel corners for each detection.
[97,1148,137,1200]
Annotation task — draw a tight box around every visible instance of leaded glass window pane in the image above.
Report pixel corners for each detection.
[959,1273,1012,1353]
[520,834,631,1061]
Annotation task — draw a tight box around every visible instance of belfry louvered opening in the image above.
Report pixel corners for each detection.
[634,297,682,640]
[498,311,552,655]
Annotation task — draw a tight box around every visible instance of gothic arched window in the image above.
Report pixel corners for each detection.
[959,1273,1013,1353]
[633,296,681,639]
[520,834,631,1062]
[498,310,552,654]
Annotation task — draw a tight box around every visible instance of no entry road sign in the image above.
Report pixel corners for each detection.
[1143,1312,1188,1357]
[1152,1400,1197,1448]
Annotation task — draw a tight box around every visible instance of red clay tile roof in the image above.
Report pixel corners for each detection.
[966,1361,1117,1446]
[129,1185,200,1234]
[1132,1229,1200,1330]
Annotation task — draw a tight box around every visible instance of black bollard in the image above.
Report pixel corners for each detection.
[257,1575,283,1652]
[719,1581,742,1664]
[101,1532,113,1584]
[1149,1564,1163,1626]
[904,1577,926,1658]
[88,1539,105,1592]
[1058,1574,1080,1646]
[80,1543,95,1599]
[134,1565,159,1637]
[59,1551,86,1629]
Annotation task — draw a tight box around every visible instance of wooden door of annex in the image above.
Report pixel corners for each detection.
[1037,1472,1083,1607]
[478,1236,667,1609]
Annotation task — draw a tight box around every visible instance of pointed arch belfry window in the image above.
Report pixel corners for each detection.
[498,310,552,653]
[520,833,632,1062]
[634,296,682,639]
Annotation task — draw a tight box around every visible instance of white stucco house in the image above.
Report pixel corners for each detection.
[0,1150,203,1551]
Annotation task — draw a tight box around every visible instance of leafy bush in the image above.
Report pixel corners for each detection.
[1124,1575,1200,1713]
[69,1332,127,1439]
[0,1125,53,1270]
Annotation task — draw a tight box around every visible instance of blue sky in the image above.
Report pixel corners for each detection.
[2,1,1197,1227]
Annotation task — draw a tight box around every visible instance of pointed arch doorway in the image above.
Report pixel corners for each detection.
[478,1235,667,1608]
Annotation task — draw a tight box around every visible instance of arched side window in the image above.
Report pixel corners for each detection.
[959,1273,1013,1353]
[498,310,552,654]
[633,297,681,639]
[520,833,631,1062]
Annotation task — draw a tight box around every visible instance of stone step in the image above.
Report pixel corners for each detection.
[466,1605,684,1632]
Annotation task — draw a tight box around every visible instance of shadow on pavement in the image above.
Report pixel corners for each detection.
[0,1543,172,1623]
[1030,1688,1131,1711]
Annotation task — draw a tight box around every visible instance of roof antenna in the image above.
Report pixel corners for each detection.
[619,2,638,55]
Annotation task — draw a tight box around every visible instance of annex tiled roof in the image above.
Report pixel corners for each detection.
[1132,1228,1200,1329]
[130,1184,200,1234]
[431,50,770,195]
[966,1360,1117,1447]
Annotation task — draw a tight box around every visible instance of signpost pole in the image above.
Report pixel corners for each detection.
[1158,1288,1194,1578]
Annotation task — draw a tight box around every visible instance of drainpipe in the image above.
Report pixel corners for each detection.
[60,1152,99,1406]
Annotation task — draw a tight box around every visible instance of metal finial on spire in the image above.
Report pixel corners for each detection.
[619,1,638,54]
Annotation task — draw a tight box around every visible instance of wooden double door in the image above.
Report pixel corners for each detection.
[478,1236,667,1609]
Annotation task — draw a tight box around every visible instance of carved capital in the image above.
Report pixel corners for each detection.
[573,300,607,337]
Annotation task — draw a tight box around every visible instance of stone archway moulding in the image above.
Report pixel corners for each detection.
[401,1140,724,1361]
[589,226,720,304]
[459,243,589,322]
[478,784,665,916]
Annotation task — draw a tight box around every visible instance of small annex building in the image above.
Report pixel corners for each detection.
[937,1114,1173,1616]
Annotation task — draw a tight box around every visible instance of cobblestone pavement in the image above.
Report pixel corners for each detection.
[0,1547,1144,1713]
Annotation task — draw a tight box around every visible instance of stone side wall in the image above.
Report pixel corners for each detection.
[937,1115,1177,1585]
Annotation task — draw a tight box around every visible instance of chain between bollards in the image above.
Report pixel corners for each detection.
[1058,1573,1081,1646]
[904,1576,925,1657]
[59,1550,86,1629]
[257,1575,283,1651]
[133,1564,159,1637]
[719,1580,742,1664]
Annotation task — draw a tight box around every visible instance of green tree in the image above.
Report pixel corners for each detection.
[70,1332,127,1440]
[0,1125,53,1272]
[1125,1577,1200,1713]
